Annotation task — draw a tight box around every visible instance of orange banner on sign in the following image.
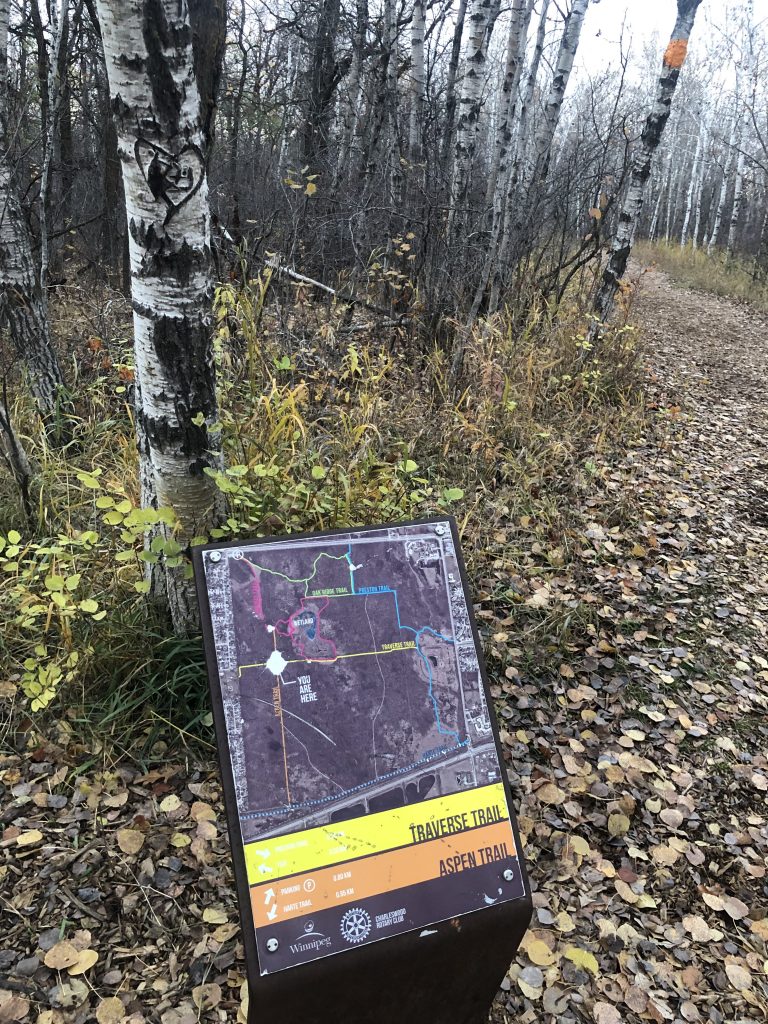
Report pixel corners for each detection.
[250,820,516,927]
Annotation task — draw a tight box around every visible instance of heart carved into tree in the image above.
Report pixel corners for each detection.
[134,140,205,225]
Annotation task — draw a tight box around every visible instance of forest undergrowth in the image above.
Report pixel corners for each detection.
[2,267,767,1023]
[0,269,643,751]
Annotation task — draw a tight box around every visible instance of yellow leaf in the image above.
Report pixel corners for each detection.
[527,939,557,966]
[203,907,228,925]
[563,946,599,975]
[17,829,43,847]
[305,182,318,196]
[67,948,99,975]
[170,832,192,848]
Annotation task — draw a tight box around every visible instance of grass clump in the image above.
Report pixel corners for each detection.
[636,241,768,310]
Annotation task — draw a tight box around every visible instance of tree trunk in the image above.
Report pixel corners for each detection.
[593,0,703,329]
[384,0,402,210]
[489,0,586,313]
[96,0,224,633]
[408,0,426,163]
[485,0,533,207]
[229,0,248,235]
[449,0,500,235]
[0,0,69,434]
[680,112,704,248]
[300,0,342,173]
[440,0,468,169]
[707,106,736,254]
[726,132,746,258]
[335,0,368,183]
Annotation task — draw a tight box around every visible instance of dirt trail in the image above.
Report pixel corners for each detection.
[492,268,768,1022]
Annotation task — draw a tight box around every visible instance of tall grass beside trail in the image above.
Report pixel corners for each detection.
[636,241,768,310]
[0,273,647,761]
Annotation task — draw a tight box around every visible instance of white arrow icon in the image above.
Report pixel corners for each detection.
[264,888,275,904]
[266,904,278,921]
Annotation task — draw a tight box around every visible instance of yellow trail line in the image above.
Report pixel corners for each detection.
[238,646,416,674]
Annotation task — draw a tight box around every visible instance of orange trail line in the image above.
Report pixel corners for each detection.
[276,673,291,804]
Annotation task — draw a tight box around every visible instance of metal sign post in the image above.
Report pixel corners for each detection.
[193,517,532,1023]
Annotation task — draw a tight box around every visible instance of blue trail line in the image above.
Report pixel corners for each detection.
[349,545,459,740]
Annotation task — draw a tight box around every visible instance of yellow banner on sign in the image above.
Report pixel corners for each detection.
[243,782,510,886]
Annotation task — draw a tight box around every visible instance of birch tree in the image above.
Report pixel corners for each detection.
[96,0,223,632]
[409,0,426,163]
[593,0,703,329]
[490,0,587,311]
[0,0,68,434]
[448,0,500,234]
[707,106,737,254]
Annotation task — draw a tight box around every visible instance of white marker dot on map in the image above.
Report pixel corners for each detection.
[265,650,288,676]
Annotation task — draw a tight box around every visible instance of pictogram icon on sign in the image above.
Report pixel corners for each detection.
[340,907,372,944]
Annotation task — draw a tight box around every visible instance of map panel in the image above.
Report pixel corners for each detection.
[200,520,526,973]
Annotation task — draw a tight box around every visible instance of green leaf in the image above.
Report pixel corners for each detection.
[44,575,65,592]
[78,599,99,613]
[7,530,21,544]
[403,460,418,473]
[134,580,151,594]
[103,511,124,526]
[443,488,464,502]
[191,411,206,426]
[95,496,115,509]
[65,574,81,591]
[77,474,101,490]
[311,465,326,480]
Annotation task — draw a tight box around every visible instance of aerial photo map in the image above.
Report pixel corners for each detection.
[200,519,526,973]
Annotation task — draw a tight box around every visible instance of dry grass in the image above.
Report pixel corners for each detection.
[635,240,768,311]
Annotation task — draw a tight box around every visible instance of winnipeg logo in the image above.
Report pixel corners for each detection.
[289,920,331,955]
[340,907,372,944]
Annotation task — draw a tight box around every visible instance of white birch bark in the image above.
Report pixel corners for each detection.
[0,0,68,431]
[707,106,736,254]
[680,112,704,247]
[727,127,746,258]
[335,0,367,180]
[96,0,223,633]
[492,0,587,305]
[485,0,534,206]
[384,0,402,208]
[593,0,703,328]
[408,0,426,163]
[448,0,500,234]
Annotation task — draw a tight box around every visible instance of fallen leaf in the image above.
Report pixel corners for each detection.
[44,941,81,970]
[563,946,599,975]
[95,997,126,1024]
[116,828,145,855]
[67,948,99,975]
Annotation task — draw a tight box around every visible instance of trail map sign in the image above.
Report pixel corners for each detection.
[194,518,529,989]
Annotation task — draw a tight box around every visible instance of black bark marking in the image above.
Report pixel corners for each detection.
[136,313,216,463]
[141,0,184,134]
[134,139,205,224]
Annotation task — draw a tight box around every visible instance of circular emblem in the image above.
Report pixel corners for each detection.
[340,907,372,944]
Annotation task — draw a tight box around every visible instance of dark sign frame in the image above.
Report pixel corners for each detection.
[193,515,531,1023]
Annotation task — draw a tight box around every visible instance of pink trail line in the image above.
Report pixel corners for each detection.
[243,562,265,620]
[274,596,338,662]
